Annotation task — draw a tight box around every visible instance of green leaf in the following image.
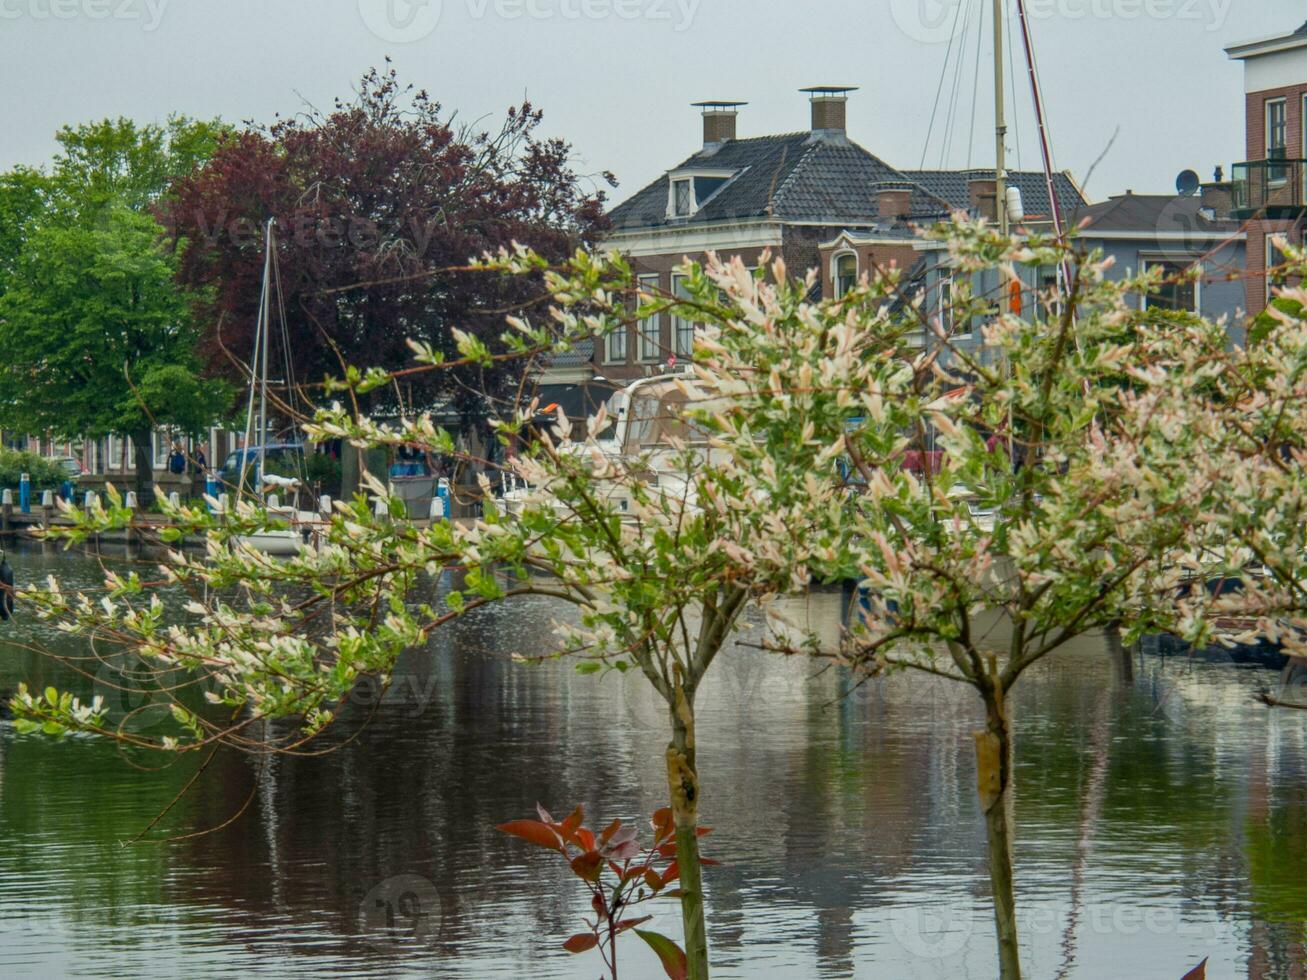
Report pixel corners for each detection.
[634,929,688,980]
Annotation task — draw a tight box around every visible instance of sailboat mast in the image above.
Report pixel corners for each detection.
[994,0,1009,236]
[258,219,273,475]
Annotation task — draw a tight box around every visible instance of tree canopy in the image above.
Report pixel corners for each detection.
[164,65,614,420]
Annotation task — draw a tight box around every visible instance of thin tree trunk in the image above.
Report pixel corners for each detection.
[975,684,1021,980]
[666,685,709,980]
[130,429,156,509]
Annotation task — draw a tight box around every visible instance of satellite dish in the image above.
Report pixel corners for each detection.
[1175,169,1201,197]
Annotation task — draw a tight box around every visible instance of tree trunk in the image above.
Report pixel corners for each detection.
[666,686,710,980]
[130,429,156,509]
[974,684,1021,980]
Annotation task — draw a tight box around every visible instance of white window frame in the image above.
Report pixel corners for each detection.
[637,274,662,362]
[1267,98,1288,185]
[833,250,859,298]
[1140,258,1201,313]
[671,273,696,358]
[664,169,734,220]
[936,275,971,340]
[670,178,693,218]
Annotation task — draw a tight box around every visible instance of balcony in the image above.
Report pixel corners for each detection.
[1232,159,1307,218]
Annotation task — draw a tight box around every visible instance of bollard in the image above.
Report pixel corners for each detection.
[84,491,99,511]
[374,496,387,518]
[19,474,30,515]
[267,493,280,511]
[60,480,73,503]
[218,492,229,514]
[205,474,218,499]
[429,495,445,521]
[1,489,10,534]
[436,477,451,523]
[168,491,180,508]
[125,491,138,510]
[319,494,332,516]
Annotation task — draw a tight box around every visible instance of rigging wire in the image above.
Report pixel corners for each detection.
[939,0,977,168]
[918,0,969,170]
[966,0,986,169]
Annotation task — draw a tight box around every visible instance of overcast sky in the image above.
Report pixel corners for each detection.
[1,1,1302,207]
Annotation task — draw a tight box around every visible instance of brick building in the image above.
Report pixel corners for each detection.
[1228,21,1307,315]
[538,88,1083,404]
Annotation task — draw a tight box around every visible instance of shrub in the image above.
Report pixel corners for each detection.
[0,450,70,492]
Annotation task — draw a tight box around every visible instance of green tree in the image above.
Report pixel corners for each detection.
[47,116,226,215]
[12,223,1244,980]
[0,206,229,504]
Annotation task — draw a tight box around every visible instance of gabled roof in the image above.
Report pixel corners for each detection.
[902,169,1085,219]
[1074,193,1243,237]
[606,132,949,232]
[606,131,1086,234]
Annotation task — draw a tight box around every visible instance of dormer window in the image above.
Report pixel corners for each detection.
[673,178,693,217]
[666,168,736,219]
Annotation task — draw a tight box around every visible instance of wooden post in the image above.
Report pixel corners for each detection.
[1,489,11,535]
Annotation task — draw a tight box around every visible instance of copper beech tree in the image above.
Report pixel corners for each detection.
[12,219,1266,980]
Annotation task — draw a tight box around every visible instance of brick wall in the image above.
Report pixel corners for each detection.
[1244,85,1307,316]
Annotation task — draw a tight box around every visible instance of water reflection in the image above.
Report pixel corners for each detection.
[0,546,1303,978]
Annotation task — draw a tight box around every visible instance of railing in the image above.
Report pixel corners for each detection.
[1232,159,1307,216]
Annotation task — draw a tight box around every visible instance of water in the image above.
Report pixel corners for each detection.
[0,544,1304,978]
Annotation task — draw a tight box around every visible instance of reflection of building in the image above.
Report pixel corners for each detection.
[1227,21,1307,315]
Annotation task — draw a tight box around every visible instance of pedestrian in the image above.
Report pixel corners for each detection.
[168,441,187,476]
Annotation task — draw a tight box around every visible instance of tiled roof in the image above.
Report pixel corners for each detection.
[902,169,1086,218]
[607,132,949,232]
[606,132,1086,233]
[1075,193,1242,236]
[544,338,595,368]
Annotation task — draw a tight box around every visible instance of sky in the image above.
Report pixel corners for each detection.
[0,0,1302,207]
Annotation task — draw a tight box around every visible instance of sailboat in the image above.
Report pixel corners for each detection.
[231,219,318,555]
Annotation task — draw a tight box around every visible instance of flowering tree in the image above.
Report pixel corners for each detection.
[10,221,1240,980]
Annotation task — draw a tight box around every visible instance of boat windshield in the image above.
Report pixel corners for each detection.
[623,391,712,453]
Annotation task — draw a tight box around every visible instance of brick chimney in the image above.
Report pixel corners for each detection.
[693,101,746,147]
[1200,180,1233,218]
[968,177,998,221]
[801,86,858,134]
[875,183,914,221]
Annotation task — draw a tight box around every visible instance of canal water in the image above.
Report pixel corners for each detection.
[0,544,1303,978]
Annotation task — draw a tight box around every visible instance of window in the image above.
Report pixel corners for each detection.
[638,274,661,362]
[834,253,858,298]
[672,274,696,358]
[1142,259,1199,313]
[605,317,628,364]
[938,277,969,338]
[672,178,693,217]
[1267,98,1288,182]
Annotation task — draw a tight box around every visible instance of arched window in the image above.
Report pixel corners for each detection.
[835,252,858,298]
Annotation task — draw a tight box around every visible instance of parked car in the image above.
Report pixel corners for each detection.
[51,457,83,480]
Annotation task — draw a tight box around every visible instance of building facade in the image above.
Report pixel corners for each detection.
[540,89,1085,407]
[1228,21,1307,316]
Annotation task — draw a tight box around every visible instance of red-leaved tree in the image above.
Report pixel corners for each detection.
[164,64,613,428]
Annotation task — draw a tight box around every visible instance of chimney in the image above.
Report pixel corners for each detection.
[968,177,998,221]
[875,182,914,221]
[1200,179,1233,218]
[801,86,858,134]
[693,101,746,148]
